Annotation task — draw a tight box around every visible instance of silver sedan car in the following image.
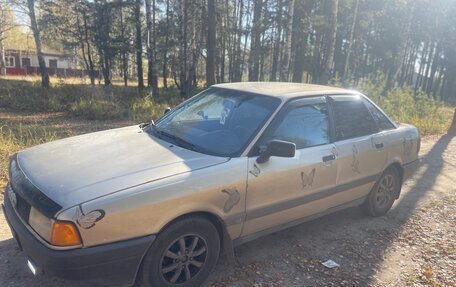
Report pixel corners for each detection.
[3,82,420,287]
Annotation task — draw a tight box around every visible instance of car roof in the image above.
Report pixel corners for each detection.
[212,82,358,99]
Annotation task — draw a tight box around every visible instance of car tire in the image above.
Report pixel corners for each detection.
[137,217,220,287]
[362,167,400,217]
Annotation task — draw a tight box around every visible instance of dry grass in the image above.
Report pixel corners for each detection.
[0,74,177,88]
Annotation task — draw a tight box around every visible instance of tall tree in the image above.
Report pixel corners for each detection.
[384,0,415,92]
[134,0,144,89]
[320,0,338,84]
[119,1,129,87]
[449,108,456,135]
[270,0,283,81]
[27,0,50,88]
[343,0,359,78]
[0,4,15,76]
[162,0,170,88]
[206,0,216,86]
[248,0,263,81]
[280,0,295,81]
[145,0,159,95]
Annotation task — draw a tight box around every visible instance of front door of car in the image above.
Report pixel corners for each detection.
[241,97,338,237]
[328,95,388,205]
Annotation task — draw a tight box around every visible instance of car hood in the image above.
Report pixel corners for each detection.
[17,125,229,208]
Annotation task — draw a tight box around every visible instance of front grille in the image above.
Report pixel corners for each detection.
[14,189,31,223]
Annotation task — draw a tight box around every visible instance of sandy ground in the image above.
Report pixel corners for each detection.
[0,118,455,286]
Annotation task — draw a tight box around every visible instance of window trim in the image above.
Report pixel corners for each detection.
[5,56,15,68]
[247,96,331,156]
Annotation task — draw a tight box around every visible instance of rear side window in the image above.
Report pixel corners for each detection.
[330,95,378,141]
[362,98,396,131]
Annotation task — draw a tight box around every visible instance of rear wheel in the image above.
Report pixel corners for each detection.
[138,217,220,287]
[362,167,400,217]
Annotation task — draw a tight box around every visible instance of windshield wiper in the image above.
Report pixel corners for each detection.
[155,130,198,151]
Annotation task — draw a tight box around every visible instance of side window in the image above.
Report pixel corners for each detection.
[6,56,15,68]
[22,58,31,67]
[330,96,378,141]
[259,100,330,149]
[362,98,395,131]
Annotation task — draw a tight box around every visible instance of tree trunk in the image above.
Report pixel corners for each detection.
[280,0,295,81]
[270,0,283,81]
[385,1,415,93]
[206,0,216,87]
[120,4,128,86]
[320,0,338,85]
[449,108,456,135]
[415,42,428,93]
[291,1,307,83]
[343,0,359,78]
[178,0,189,98]
[145,0,159,95]
[82,12,95,85]
[422,41,435,93]
[234,0,244,82]
[27,0,50,89]
[0,34,5,76]
[162,0,170,88]
[427,42,441,96]
[135,0,144,90]
[248,0,263,81]
[240,0,252,81]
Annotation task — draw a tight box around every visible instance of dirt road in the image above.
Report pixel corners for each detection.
[1,134,455,287]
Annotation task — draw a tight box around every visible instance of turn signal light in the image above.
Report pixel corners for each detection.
[50,221,82,246]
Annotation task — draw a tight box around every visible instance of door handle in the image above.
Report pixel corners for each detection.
[375,143,384,149]
[322,154,336,162]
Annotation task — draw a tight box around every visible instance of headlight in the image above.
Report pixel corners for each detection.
[29,207,53,242]
[29,208,82,247]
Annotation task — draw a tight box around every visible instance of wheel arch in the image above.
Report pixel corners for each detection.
[159,211,229,247]
[133,211,235,285]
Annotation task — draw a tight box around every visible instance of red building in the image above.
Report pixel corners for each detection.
[3,49,97,77]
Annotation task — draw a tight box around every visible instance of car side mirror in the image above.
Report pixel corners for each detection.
[164,107,171,115]
[256,140,296,164]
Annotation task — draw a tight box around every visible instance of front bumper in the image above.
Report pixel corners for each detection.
[402,158,421,181]
[2,192,155,286]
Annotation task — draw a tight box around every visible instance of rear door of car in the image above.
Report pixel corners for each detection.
[328,95,388,205]
[241,96,338,237]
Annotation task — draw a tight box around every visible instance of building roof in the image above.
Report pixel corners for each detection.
[212,82,358,98]
[5,47,68,57]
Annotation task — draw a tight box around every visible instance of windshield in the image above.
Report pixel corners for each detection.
[154,87,281,157]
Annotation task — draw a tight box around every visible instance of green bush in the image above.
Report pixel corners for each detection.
[355,74,450,135]
[131,96,166,122]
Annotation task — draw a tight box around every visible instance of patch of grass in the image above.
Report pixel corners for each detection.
[0,78,184,122]
[70,99,125,120]
[0,125,57,188]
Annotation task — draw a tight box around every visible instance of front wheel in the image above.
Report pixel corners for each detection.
[362,167,400,217]
[137,217,220,287]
